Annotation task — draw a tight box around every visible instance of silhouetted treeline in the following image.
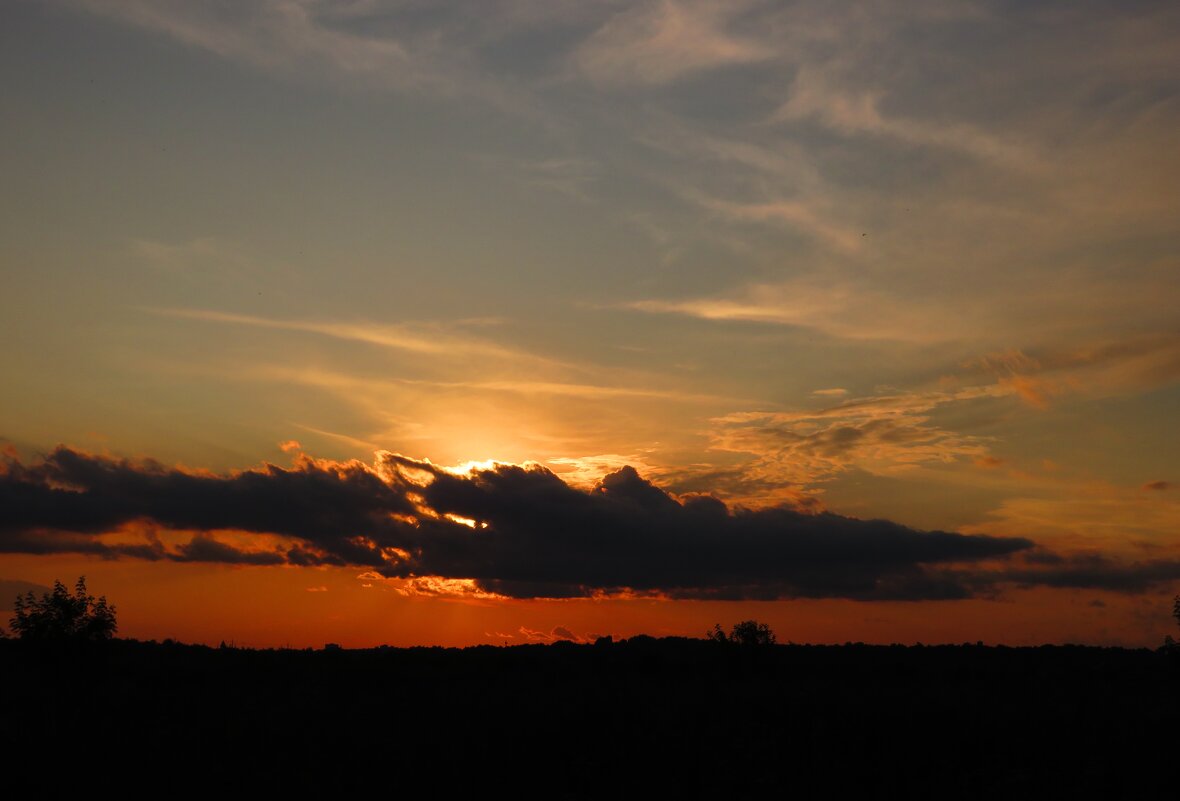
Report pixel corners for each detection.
[2,637,1177,796]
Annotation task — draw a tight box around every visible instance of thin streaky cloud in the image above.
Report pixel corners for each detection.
[145,307,564,366]
[573,0,774,86]
[253,365,748,407]
[410,378,747,404]
[705,387,1004,492]
[625,282,970,344]
[80,0,411,77]
[681,191,864,254]
[70,0,554,124]
[718,386,1009,426]
[291,423,379,452]
[776,67,1040,169]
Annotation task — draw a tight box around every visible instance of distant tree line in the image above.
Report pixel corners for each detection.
[707,620,777,646]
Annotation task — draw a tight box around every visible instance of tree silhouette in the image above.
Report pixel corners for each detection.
[707,623,729,644]
[9,576,117,642]
[707,620,776,646]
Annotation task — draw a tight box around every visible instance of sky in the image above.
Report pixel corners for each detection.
[2,0,1178,648]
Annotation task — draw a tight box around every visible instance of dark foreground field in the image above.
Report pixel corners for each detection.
[2,637,1178,796]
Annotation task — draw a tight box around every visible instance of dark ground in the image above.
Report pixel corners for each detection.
[2,637,1177,796]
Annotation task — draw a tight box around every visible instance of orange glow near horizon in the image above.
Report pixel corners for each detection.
[2,554,1176,650]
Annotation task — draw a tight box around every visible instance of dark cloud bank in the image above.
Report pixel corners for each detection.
[2,447,1175,600]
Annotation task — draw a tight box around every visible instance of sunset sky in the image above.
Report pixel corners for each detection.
[2,0,1178,647]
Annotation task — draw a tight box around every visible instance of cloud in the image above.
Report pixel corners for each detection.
[676,192,863,253]
[626,278,977,343]
[645,330,1180,505]
[0,446,1037,601]
[172,534,286,566]
[551,626,578,641]
[73,1,1180,365]
[574,0,773,86]
[518,625,585,643]
[1143,481,1172,491]
[959,335,1180,409]
[65,0,652,122]
[0,447,408,569]
[700,387,1004,498]
[148,308,554,365]
[291,425,379,452]
[395,576,503,599]
[73,0,446,93]
[995,554,1180,593]
[776,66,1037,168]
[0,579,53,611]
[546,453,662,490]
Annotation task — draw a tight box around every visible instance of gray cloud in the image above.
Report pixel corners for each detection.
[1,446,1042,600]
[0,579,53,611]
[995,555,1180,593]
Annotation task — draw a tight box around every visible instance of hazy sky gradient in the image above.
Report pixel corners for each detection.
[2,0,1177,646]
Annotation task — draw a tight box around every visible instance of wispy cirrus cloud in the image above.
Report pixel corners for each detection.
[573,0,773,86]
[698,387,1004,501]
[672,330,1180,504]
[76,0,432,91]
[677,191,864,254]
[962,334,1180,406]
[245,362,737,407]
[776,66,1039,169]
[146,307,557,365]
[626,278,973,343]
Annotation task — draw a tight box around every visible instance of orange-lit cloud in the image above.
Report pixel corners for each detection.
[149,307,560,366]
[395,577,505,600]
[517,625,586,643]
[697,387,1004,502]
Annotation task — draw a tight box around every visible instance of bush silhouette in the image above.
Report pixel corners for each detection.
[707,620,776,646]
[9,576,117,642]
